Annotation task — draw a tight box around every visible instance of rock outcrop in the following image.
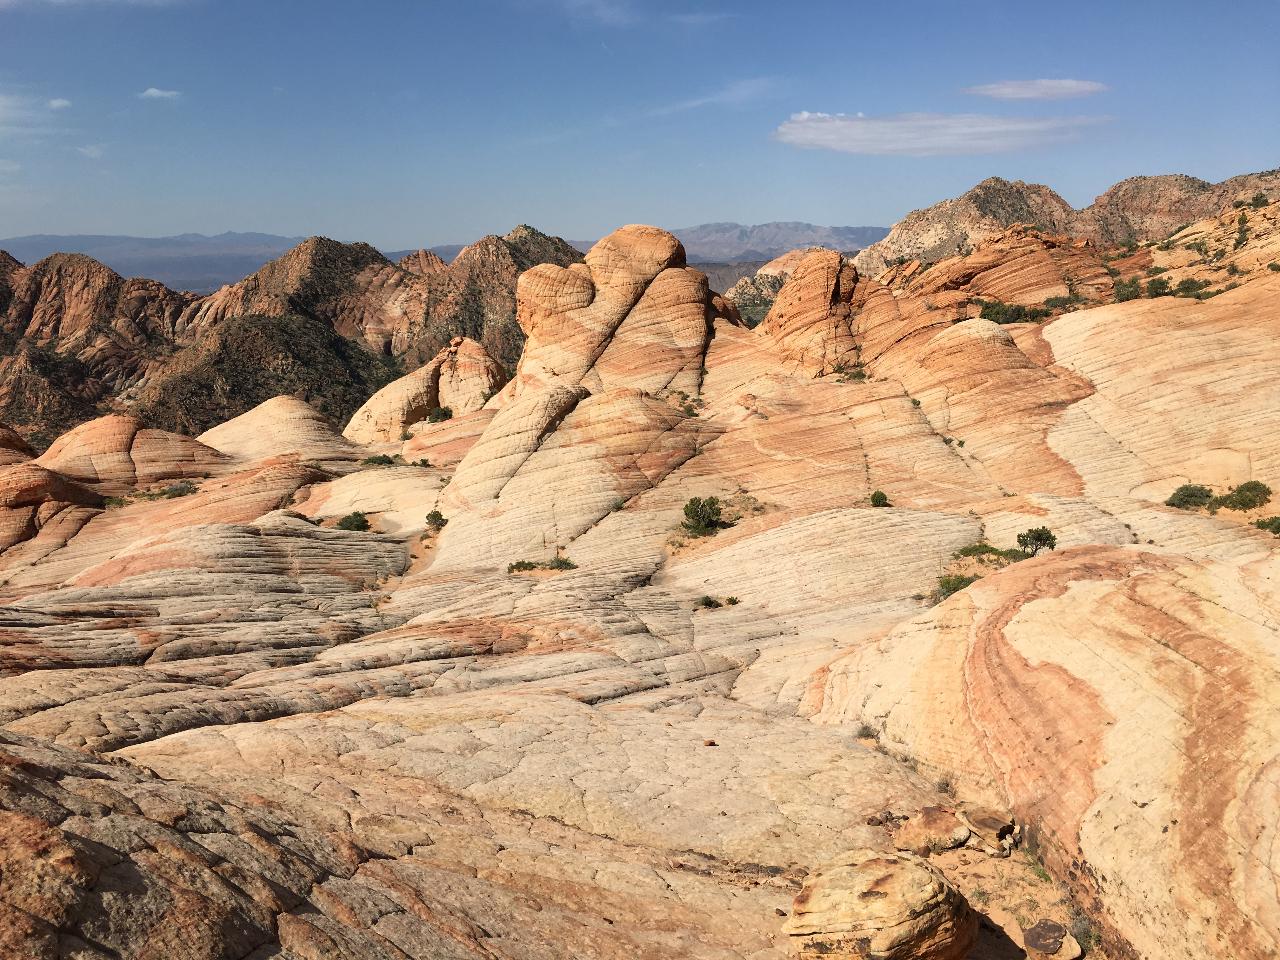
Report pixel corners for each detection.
[343,337,505,444]
[857,168,1280,276]
[784,850,978,960]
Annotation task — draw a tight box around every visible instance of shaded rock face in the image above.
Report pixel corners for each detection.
[784,849,978,960]
[343,337,506,444]
[856,168,1280,275]
[758,248,860,375]
[2,220,1280,960]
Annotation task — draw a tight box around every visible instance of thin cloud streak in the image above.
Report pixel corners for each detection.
[964,79,1107,100]
[47,98,72,110]
[649,77,774,116]
[773,111,1103,156]
[138,87,181,100]
[77,144,105,159]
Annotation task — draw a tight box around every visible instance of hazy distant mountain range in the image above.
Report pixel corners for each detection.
[1,222,888,293]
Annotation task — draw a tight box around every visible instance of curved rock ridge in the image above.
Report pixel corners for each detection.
[0,462,102,555]
[197,395,363,465]
[0,423,34,466]
[34,413,228,495]
[816,545,1280,960]
[343,336,506,444]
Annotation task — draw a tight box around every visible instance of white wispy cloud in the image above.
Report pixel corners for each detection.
[773,111,1102,156]
[650,77,774,116]
[558,0,633,25]
[138,86,181,100]
[0,159,20,176]
[963,79,1107,100]
[668,11,732,26]
[77,143,104,159]
[47,97,72,110]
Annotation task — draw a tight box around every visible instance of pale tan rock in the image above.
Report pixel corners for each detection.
[197,395,362,465]
[892,806,970,856]
[783,849,977,959]
[757,249,860,376]
[343,337,504,444]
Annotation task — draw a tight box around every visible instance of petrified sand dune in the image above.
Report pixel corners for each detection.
[2,215,1280,960]
[343,336,505,444]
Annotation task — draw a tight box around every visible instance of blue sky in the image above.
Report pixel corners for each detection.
[1,0,1276,248]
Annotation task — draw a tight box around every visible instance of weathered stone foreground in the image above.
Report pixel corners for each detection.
[2,221,1280,959]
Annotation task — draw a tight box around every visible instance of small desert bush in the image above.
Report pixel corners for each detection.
[1165,484,1213,510]
[361,454,395,466]
[1017,526,1057,556]
[427,407,453,423]
[1113,278,1142,302]
[682,496,732,537]
[336,511,370,531]
[1253,517,1280,535]
[425,509,447,531]
[870,490,890,508]
[1211,480,1272,512]
[935,574,979,600]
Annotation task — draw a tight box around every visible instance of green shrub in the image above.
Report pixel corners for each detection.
[1254,517,1280,535]
[545,555,577,570]
[103,496,127,508]
[1145,277,1171,297]
[953,542,1025,562]
[1165,484,1213,510]
[1250,191,1270,208]
[1145,266,1168,276]
[976,299,1051,324]
[410,458,431,467]
[697,595,723,609]
[1113,278,1142,302]
[1017,527,1057,556]
[425,509,447,531]
[1174,277,1212,298]
[336,511,370,531]
[400,429,413,441]
[1233,199,1246,209]
[725,596,740,605]
[935,574,979,599]
[870,490,890,508]
[1211,480,1272,512]
[1043,293,1085,310]
[1235,211,1250,249]
[508,556,577,573]
[508,560,539,572]
[135,479,199,500]
[361,454,395,466]
[427,407,453,423]
[910,398,921,407]
[1269,262,1280,272]
[682,496,732,537]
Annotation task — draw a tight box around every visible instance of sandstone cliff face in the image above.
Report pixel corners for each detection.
[2,220,1280,960]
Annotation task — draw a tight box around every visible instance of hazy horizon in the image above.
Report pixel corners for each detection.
[2,0,1277,248]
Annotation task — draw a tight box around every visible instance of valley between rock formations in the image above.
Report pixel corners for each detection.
[2,177,1280,960]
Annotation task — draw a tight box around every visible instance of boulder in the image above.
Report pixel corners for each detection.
[783,849,978,960]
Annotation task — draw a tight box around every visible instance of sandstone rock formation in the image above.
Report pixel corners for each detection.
[2,214,1280,960]
[783,849,978,960]
[343,337,505,444]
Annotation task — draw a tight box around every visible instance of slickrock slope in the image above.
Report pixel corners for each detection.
[724,247,824,327]
[344,336,506,444]
[2,220,1280,960]
[857,169,1280,276]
